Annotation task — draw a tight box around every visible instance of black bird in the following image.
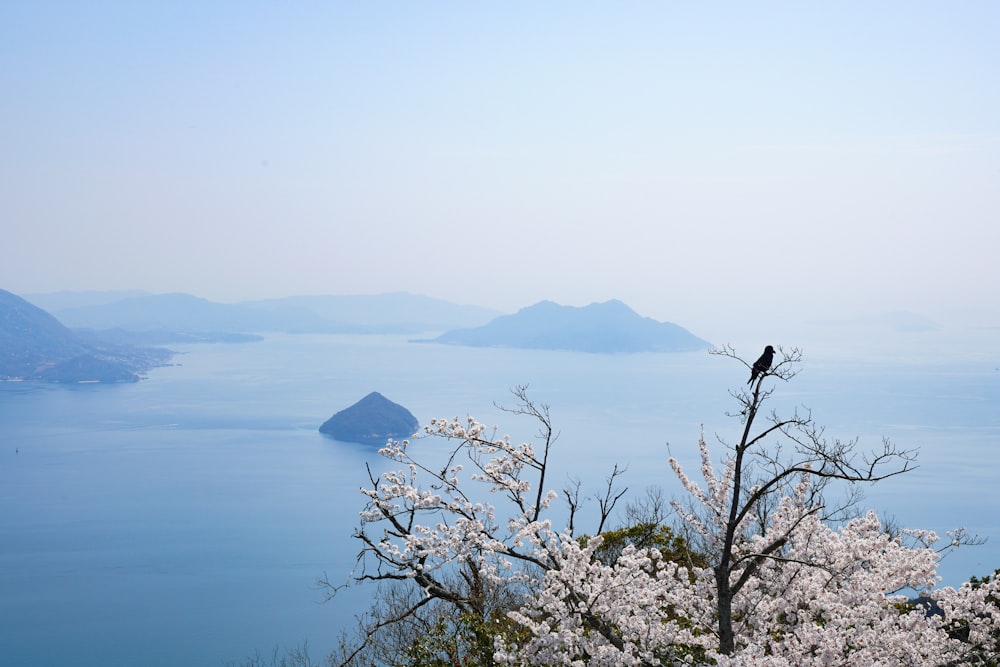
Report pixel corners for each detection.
[748,345,775,384]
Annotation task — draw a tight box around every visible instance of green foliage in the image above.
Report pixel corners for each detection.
[397,610,533,667]
[584,521,708,569]
[328,572,535,667]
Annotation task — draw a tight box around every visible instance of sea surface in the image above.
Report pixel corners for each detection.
[1,331,999,666]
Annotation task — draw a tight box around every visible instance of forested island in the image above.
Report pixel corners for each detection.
[422,299,712,353]
[319,392,419,445]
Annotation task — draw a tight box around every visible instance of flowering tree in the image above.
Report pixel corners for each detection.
[495,451,1000,665]
[666,438,999,666]
[333,353,1000,666]
[334,388,573,665]
[683,345,919,656]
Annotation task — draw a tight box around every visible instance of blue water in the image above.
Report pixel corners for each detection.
[1,333,998,666]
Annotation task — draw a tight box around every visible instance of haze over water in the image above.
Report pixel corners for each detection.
[3,3,997,663]
[2,328,998,666]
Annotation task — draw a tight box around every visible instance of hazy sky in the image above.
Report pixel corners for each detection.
[3,2,998,330]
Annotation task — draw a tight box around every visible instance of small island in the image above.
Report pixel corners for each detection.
[319,392,419,445]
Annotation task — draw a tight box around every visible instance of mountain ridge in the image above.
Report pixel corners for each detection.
[13,290,714,358]
[38,291,501,336]
[0,289,170,382]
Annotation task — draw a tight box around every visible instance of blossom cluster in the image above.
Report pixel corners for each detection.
[359,415,562,593]
[357,415,1000,665]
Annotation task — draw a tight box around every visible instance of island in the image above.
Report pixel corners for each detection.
[319,392,420,445]
[418,299,713,353]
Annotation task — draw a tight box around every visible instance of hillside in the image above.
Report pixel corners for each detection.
[0,289,169,382]
[423,300,712,353]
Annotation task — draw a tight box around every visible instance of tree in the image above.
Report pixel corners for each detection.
[683,345,919,656]
[332,352,1000,665]
[327,580,528,667]
[331,387,573,666]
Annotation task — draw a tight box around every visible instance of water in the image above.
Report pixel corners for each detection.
[1,332,998,666]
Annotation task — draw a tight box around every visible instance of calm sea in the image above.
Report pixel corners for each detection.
[1,331,998,666]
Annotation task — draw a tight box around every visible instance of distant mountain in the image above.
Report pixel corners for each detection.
[319,392,419,445]
[239,293,500,332]
[423,300,712,353]
[52,292,330,334]
[23,290,152,312]
[0,290,170,383]
[44,291,501,336]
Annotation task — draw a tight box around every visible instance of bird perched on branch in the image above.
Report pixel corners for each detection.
[748,345,775,384]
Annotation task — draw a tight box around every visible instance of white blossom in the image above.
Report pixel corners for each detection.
[355,412,1000,666]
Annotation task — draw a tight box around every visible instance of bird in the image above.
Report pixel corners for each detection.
[748,345,775,384]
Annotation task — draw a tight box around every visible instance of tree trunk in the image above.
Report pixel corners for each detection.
[715,564,735,655]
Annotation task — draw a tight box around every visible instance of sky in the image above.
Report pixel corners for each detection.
[2,1,998,333]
